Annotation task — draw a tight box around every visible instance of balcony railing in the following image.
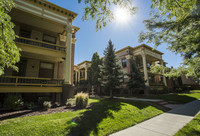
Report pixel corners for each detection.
[0,76,64,87]
[16,36,66,52]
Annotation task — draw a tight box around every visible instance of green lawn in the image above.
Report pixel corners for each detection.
[175,114,200,136]
[0,99,164,136]
[145,92,200,103]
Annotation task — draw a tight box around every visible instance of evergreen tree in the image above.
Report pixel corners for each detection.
[127,58,145,95]
[87,52,102,94]
[100,40,123,98]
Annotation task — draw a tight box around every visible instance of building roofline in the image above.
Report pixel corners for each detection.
[132,44,163,55]
[23,0,78,21]
[73,26,80,33]
[77,60,91,66]
[115,44,163,55]
[115,46,133,54]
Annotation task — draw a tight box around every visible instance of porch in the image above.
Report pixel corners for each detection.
[0,76,64,93]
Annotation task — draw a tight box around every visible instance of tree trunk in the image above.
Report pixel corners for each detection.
[110,90,113,98]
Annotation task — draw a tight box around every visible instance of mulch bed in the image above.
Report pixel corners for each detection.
[0,106,75,121]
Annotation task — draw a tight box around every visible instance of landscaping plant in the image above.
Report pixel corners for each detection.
[66,98,75,107]
[75,92,89,109]
[3,94,24,110]
[38,97,49,107]
[43,101,51,110]
[24,102,35,110]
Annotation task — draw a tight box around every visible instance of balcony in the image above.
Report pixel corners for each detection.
[0,76,64,87]
[16,36,66,52]
[0,76,64,93]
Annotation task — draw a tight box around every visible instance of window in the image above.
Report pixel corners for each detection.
[123,75,129,83]
[20,29,31,38]
[147,63,151,68]
[39,62,54,78]
[80,72,82,77]
[122,58,127,68]
[43,34,56,44]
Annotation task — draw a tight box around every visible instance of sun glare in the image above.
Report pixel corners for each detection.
[114,7,131,24]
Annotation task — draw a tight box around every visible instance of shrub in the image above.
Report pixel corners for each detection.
[4,94,24,110]
[75,92,89,109]
[43,101,51,110]
[38,97,49,107]
[66,98,75,107]
[24,102,35,110]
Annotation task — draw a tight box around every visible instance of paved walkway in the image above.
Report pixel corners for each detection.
[113,96,162,102]
[110,99,200,136]
[113,96,183,109]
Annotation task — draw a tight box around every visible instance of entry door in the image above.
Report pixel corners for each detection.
[39,62,54,78]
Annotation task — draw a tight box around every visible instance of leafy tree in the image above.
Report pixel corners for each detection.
[127,58,145,95]
[0,0,20,75]
[139,0,200,79]
[78,0,137,31]
[87,52,102,87]
[100,40,123,98]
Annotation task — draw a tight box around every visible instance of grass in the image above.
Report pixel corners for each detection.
[175,114,200,136]
[144,92,200,103]
[190,90,200,93]
[0,98,164,136]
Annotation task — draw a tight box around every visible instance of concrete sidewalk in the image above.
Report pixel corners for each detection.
[110,99,200,136]
[113,96,162,102]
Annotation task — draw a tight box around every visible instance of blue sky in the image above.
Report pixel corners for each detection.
[48,0,182,68]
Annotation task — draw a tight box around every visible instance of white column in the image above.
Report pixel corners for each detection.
[160,60,167,86]
[142,54,149,86]
[75,71,77,83]
[64,32,72,84]
[78,70,80,82]
[85,68,88,80]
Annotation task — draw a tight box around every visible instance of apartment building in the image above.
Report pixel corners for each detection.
[0,0,79,103]
[74,44,198,91]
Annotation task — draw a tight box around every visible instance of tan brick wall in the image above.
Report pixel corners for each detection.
[181,75,197,85]
[26,59,40,77]
[58,62,64,79]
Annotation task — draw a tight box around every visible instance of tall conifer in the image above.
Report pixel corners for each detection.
[100,40,123,98]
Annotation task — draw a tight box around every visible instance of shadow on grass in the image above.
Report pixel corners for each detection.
[67,99,156,136]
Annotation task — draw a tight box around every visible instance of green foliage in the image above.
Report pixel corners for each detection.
[78,0,137,31]
[139,0,200,80]
[37,97,50,107]
[127,58,145,94]
[43,101,51,110]
[4,94,24,110]
[87,52,102,86]
[0,0,20,75]
[100,40,124,98]
[24,102,35,110]
[150,65,188,79]
[75,92,89,109]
